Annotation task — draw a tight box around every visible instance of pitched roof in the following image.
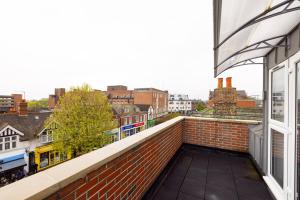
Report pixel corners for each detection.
[0,112,51,141]
[112,104,143,115]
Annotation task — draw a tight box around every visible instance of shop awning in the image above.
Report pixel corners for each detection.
[213,0,300,77]
[0,159,26,173]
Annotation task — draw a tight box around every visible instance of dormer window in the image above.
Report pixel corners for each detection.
[39,129,54,144]
[0,135,18,151]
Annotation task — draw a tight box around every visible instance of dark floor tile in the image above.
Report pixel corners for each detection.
[235,177,271,197]
[154,186,178,200]
[205,184,238,200]
[185,167,207,181]
[163,175,184,190]
[177,192,203,200]
[206,171,235,190]
[180,178,205,199]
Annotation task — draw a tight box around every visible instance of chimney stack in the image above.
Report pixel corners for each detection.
[18,99,28,116]
[218,78,223,89]
[226,77,232,88]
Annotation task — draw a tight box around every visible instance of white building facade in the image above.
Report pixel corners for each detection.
[168,94,192,113]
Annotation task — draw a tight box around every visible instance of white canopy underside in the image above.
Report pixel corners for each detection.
[214,0,300,76]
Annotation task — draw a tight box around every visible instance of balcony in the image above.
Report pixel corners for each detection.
[0,116,273,200]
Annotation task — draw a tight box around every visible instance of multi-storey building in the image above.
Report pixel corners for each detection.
[133,88,168,118]
[0,94,23,113]
[168,94,192,113]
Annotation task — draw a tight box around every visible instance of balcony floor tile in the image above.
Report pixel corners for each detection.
[143,144,274,200]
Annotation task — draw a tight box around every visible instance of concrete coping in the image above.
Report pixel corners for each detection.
[185,116,261,125]
[0,116,185,200]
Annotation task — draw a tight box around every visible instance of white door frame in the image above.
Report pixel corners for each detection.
[264,52,300,200]
[266,61,289,200]
[289,51,300,200]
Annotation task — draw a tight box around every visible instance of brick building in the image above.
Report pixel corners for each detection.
[48,88,65,110]
[133,88,168,118]
[0,94,23,113]
[104,86,168,119]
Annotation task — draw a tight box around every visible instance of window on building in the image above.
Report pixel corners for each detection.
[123,117,128,125]
[39,129,54,144]
[0,136,18,151]
[129,117,132,124]
[139,115,143,122]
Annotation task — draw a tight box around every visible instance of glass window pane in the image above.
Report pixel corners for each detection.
[11,136,16,141]
[271,67,285,122]
[271,129,284,188]
[0,144,2,151]
[5,142,10,150]
[12,142,16,148]
[5,137,10,142]
[0,138,3,143]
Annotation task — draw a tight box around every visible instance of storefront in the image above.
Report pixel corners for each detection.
[0,151,26,187]
[34,144,71,171]
[121,122,146,138]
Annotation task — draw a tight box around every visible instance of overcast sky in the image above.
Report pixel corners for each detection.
[0,0,262,100]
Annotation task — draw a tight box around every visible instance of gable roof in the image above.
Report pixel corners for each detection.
[0,112,51,141]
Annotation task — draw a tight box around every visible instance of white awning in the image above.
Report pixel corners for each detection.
[213,0,300,77]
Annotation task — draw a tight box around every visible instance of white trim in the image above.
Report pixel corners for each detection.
[0,125,24,136]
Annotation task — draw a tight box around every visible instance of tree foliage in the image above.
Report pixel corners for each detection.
[46,84,117,156]
[196,101,206,112]
[28,98,48,111]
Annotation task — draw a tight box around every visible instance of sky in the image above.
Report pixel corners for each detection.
[0,0,263,100]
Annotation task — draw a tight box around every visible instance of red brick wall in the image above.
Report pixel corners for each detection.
[237,100,256,108]
[45,121,183,200]
[184,118,249,152]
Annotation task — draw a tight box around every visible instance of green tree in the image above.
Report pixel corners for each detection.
[28,98,48,111]
[46,84,117,156]
[196,101,206,112]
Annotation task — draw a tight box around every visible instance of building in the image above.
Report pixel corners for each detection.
[0,107,52,186]
[208,77,257,110]
[48,88,65,110]
[133,88,168,119]
[212,2,300,199]
[168,94,192,113]
[135,104,155,128]
[104,86,168,119]
[112,104,148,139]
[0,94,23,113]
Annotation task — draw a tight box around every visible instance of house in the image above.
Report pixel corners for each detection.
[112,104,148,139]
[0,111,51,185]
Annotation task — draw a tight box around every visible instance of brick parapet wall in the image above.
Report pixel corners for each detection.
[183,117,255,152]
[45,121,183,200]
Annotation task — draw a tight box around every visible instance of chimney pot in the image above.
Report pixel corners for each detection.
[218,78,223,89]
[226,77,232,88]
